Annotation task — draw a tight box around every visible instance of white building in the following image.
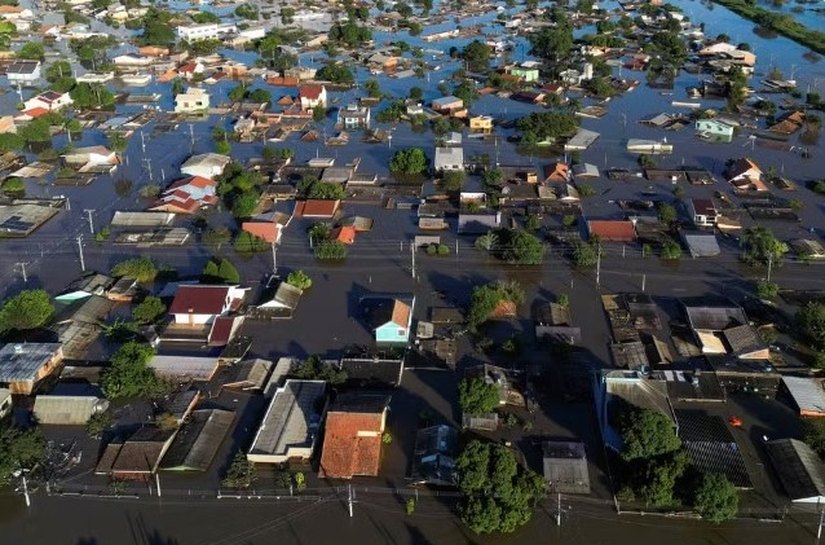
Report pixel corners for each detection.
[5,60,40,85]
[23,90,73,112]
[174,87,210,113]
[180,152,231,179]
[434,147,464,171]
[176,22,237,42]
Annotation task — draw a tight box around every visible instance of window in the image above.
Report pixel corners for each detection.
[397,328,405,337]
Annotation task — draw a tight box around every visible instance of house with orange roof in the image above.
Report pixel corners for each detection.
[319,393,390,479]
[543,162,571,183]
[298,84,327,111]
[330,225,356,245]
[293,199,340,219]
[148,176,218,214]
[241,222,282,244]
[363,296,415,344]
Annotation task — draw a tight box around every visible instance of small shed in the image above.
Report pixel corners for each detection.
[33,395,109,425]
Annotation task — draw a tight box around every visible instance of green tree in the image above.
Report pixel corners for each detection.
[111,257,157,282]
[442,170,465,191]
[85,410,112,438]
[502,230,544,265]
[475,231,499,252]
[222,452,257,489]
[756,280,780,301]
[804,418,825,457]
[0,133,23,152]
[0,427,45,484]
[234,3,258,20]
[657,202,677,224]
[661,239,682,260]
[132,296,166,325]
[17,118,52,143]
[693,472,739,523]
[798,302,825,348]
[288,355,347,384]
[316,64,354,84]
[0,289,53,333]
[460,40,492,72]
[286,270,312,290]
[456,440,545,534]
[17,41,45,61]
[191,10,220,23]
[528,25,573,62]
[364,78,381,98]
[637,450,688,507]
[390,148,428,175]
[458,377,500,416]
[516,111,578,142]
[100,342,166,399]
[482,168,503,188]
[70,82,115,109]
[615,403,681,461]
[740,226,788,266]
[231,191,258,218]
[572,242,598,268]
[201,258,240,284]
[467,281,524,330]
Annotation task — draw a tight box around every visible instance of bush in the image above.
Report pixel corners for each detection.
[441,170,465,191]
[437,244,449,255]
[215,140,231,155]
[314,241,347,260]
[234,231,268,253]
[406,497,416,514]
[222,452,257,489]
[661,239,682,260]
[467,280,524,330]
[112,257,157,283]
[201,257,240,284]
[572,241,598,268]
[756,280,780,301]
[798,302,825,348]
[132,296,166,325]
[1,177,24,193]
[286,270,312,290]
[86,411,112,438]
[693,472,739,523]
[390,148,428,175]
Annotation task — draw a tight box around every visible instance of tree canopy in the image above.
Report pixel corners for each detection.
[132,296,166,325]
[100,342,166,400]
[0,426,45,484]
[112,257,158,283]
[740,226,788,267]
[17,41,44,61]
[460,40,492,72]
[798,302,825,349]
[389,148,428,175]
[0,289,53,333]
[516,111,578,143]
[693,472,739,523]
[467,281,524,330]
[458,377,500,416]
[456,440,545,534]
[286,270,312,290]
[328,20,372,47]
[316,64,354,84]
[202,257,240,284]
[288,355,347,384]
[614,402,681,461]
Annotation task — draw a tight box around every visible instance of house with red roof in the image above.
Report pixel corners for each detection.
[319,393,390,479]
[330,225,356,245]
[543,162,571,183]
[298,84,327,111]
[148,176,218,214]
[169,284,247,326]
[293,199,340,219]
[587,220,636,242]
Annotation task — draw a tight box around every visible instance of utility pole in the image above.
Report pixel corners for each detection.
[21,471,30,508]
[271,243,278,275]
[410,241,416,279]
[347,484,354,518]
[817,504,824,543]
[16,262,28,283]
[595,244,602,287]
[556,492,561,526]
[155,472,162,498]
[141,131,146,153]
[84,209,95,234]
[76,235,85,272]
[766,254,773,283]
[144,158,153,183]
[641,273,646,293]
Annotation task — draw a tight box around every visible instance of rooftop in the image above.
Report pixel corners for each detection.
[0,343,62,383]
[766,438,825,502]
[248,379,327,461]
[160,409,234,471]
[319,393,390,478]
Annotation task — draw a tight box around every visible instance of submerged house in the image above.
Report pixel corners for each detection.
[362,296,415,344]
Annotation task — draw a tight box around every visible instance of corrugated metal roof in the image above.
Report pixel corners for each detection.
[249,379,326,459]
[160,409,234,471]
[33,395,109,425]
[766,438,825,502]
[783,376,825,416]
[0,343,61,382]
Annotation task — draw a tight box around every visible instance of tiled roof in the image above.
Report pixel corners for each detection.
[587,220,636,242]
[319,394,388,479]
[391,299,411,328]
[169,285,229,315]
[299,84,323,100]
[294,199,340,218]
